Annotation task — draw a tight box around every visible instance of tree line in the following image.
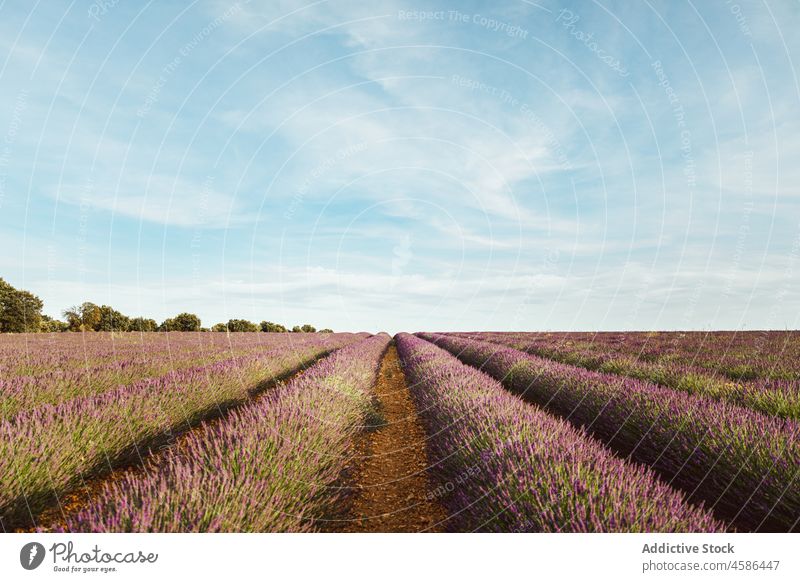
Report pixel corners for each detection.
[0,278,333,334]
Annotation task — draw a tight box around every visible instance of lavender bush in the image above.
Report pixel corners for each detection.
[396,334,721,532]
[61,334,390,532]
[420,333,800,532]
[0,330,304,376]
[450,331,800,382]
[0,333,360,529]
[450,332,800,419]
[0,332,356,418]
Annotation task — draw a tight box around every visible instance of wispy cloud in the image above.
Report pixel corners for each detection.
[1,0,798,331]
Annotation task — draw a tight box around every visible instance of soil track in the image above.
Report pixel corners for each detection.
[26,354,326,532]
[339,343,447,532]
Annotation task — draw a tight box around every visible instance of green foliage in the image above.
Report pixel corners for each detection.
[676,373,715,396]
[62,302,135,332]
[211,320,260,332]
[62,307,81,331]
[159,312,202,332]
[63,302,101,332]
[130,317,158,332]
[0,277,328,337]
[266,322,323,333]
[260,321,287,333]
[40,315,69,333]
[724,364,759,381]
[224,319,259,332]
[0,278,44,333]
[96,305,131,332]
[598,358,634,376]
[175,312,202,331]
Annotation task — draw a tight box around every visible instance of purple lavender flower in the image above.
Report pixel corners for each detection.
[419,332,799,532]
[59,334,390,532]
[0,332,362,529]
[447,332,800,419]
[396,333,722,532]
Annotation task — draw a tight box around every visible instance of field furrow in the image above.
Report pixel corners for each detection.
[336,342,448,532]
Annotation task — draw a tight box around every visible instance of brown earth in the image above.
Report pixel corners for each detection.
[337,344,448,532]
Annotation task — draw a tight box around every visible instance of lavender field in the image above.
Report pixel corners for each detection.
[3,3,798,577]
[0,331,363,529]
[1,330,798,532]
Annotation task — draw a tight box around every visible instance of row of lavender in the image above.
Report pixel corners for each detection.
[460,331,800,381]
[0,330,302,376]
[419,333,800,531]
[61,334,391,532]
[453,332,799,419]
[0,333,362,530]
[53,333,722,533]
[396,334,721,532]
[0,332,342,418]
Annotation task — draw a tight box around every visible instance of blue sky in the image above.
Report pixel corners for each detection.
[1,0,798,333]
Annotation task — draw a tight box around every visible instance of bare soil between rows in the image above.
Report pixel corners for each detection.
[336,344,447,532]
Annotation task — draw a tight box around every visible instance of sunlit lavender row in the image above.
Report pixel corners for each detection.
[419,333,800,532]
[0,333,360,529]
[0,332,350,418]
[61,334,390,532]
[448,332,800,419]
[0,330,303,376]
[396,334,722,532]
[456,331,800,382]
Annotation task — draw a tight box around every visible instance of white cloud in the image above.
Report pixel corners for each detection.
[53,173,244,228]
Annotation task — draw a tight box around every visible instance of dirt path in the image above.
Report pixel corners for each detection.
[339,344,447,532]
[27,357,322,532]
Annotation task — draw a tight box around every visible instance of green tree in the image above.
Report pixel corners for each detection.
[224,319,259,332]
[62,306,82,331]
[130,317,158,332]
[300,324,316,333]
[211,323,228,332]
[0,278,44,332]
[159,312,201,332]
[40,314,69,333]
[318,328,333,333]
[63,302,102,331]
[260,321,288,333]
[96,305,131,332]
